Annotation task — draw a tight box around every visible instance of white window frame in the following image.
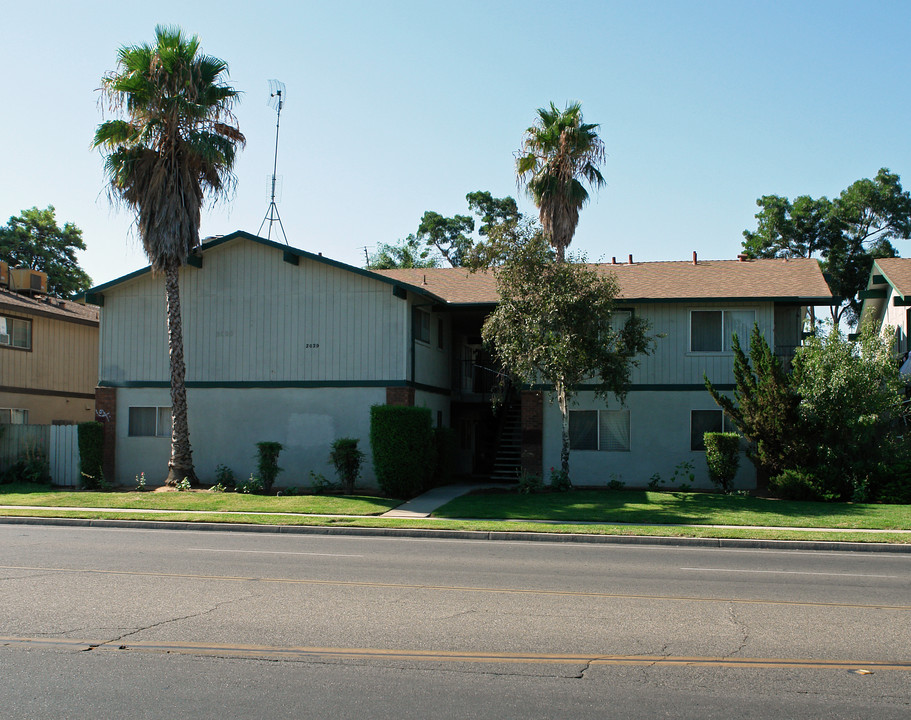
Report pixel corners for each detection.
[688,309,756,354]
[0,314,32,350]
[569,409,631,452]
[128,406,172,438]
[0,408,29,424]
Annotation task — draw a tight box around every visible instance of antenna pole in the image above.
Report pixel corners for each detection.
[259,82,288,244]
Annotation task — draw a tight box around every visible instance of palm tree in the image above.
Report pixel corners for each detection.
[516,102,605,262]
[94,26,244,484]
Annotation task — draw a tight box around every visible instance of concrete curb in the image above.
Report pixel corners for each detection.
[1,515,909,554]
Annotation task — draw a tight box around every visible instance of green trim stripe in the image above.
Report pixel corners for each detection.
[99,379,452,395]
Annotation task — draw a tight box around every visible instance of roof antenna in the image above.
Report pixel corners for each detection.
[258,80,289,244]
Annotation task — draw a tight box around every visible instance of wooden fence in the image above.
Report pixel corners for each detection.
[0,424,80,486]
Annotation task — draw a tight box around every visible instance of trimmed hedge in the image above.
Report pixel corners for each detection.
[370,405,434,498]
[704,432,740,493]
[78,422,105,488]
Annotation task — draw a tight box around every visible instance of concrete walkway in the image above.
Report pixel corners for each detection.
[380,483,511,518]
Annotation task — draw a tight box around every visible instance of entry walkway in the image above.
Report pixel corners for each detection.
[380,483,511,518]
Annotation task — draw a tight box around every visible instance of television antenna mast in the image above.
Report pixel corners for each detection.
[258,80,288,244]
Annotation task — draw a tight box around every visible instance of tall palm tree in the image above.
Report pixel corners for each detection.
[516,102,605,262]
[94,26,244,484]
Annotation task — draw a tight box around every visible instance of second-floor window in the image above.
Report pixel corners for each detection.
[0,408,28,424]
[690,310,755,353]
[0,315,31,350]
[412,307,430,344]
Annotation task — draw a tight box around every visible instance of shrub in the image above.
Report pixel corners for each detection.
[517,470,544,494]
[769,469,823,501]
[704,433,740,493]
[369,405,434,498]
[236,475,265,494]
[308,471,337,495]
[1,446,51,485]
[549,467,571,492]
[329,438,365,494]
[255,442,283,492]
[78,421,105,489]
[215,464,236,488]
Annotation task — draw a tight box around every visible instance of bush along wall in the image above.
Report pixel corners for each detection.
[78,422,105,488]
[704,432,741,493]
[369,405,434,498]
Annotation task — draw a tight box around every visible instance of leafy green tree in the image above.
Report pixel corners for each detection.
[466,191,520,237]
[398,191,521,268]
[742,169,911,325]
[481,226,652,480]
[415,211,475,267]
[516,102,605,262]
[790,324,906,500]
[93,26,244,484]
[369,235,439,269]
[0,206,92,297]
[704,325,802,481]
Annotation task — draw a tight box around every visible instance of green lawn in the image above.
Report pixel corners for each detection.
[433,488,911,530]
[0,483,401,516]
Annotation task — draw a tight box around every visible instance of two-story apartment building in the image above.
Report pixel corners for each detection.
[859,257,911,361]
[1,264,99,425]
[86,231,834,488]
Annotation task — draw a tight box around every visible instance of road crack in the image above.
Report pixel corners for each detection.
[727,603,749,657]
[89,594,256,650]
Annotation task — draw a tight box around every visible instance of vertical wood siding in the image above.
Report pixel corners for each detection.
[1,314,98,394]
[627,302,773,385]
[100,239,406,384]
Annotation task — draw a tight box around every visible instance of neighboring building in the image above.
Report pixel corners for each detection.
[859,257,911,359]
[86,232,834,488]
[1,264,99,425]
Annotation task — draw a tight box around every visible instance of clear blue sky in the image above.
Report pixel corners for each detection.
[2,1,910,286]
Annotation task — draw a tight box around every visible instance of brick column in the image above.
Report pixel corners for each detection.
[95,386,117,484]
[386,386,415,406]
[520,390,543,477]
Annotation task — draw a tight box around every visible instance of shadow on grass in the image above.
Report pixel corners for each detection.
[435,488,902,528]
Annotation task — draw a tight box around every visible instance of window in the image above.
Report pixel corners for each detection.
[690,409,736,451]
[128,407,172,437]
[690,310,755,353]
[0,409,28,424]
[412,307,430,344]
[0,315,31,350]
[569,409,630,451]
[610,310,632,334]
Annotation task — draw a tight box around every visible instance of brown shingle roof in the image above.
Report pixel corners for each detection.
[0,289,99,325]
[374,257,834,305]
[874,257,911,297]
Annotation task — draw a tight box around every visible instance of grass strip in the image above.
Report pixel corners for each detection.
[433,489,911,530]
[0,507,908,544]
[0,483,399,516]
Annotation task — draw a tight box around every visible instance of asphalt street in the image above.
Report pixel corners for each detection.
[1,524,909,718]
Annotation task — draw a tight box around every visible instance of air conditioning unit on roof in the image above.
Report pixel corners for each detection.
[9,268,48,295]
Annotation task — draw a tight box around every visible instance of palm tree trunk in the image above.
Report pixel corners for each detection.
[164,260,197,485]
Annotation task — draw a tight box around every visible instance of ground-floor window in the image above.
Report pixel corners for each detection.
[0,408,28,424]
[128,406,172,437]
[569,409,630,451]
[690,409,736,451]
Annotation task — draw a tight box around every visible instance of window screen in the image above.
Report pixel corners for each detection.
[569,411,598,450]
[690,410,723,451]
[691,311,722,352]
[599,410,631,451]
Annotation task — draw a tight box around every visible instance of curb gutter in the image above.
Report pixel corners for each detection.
[1,516,908,554]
